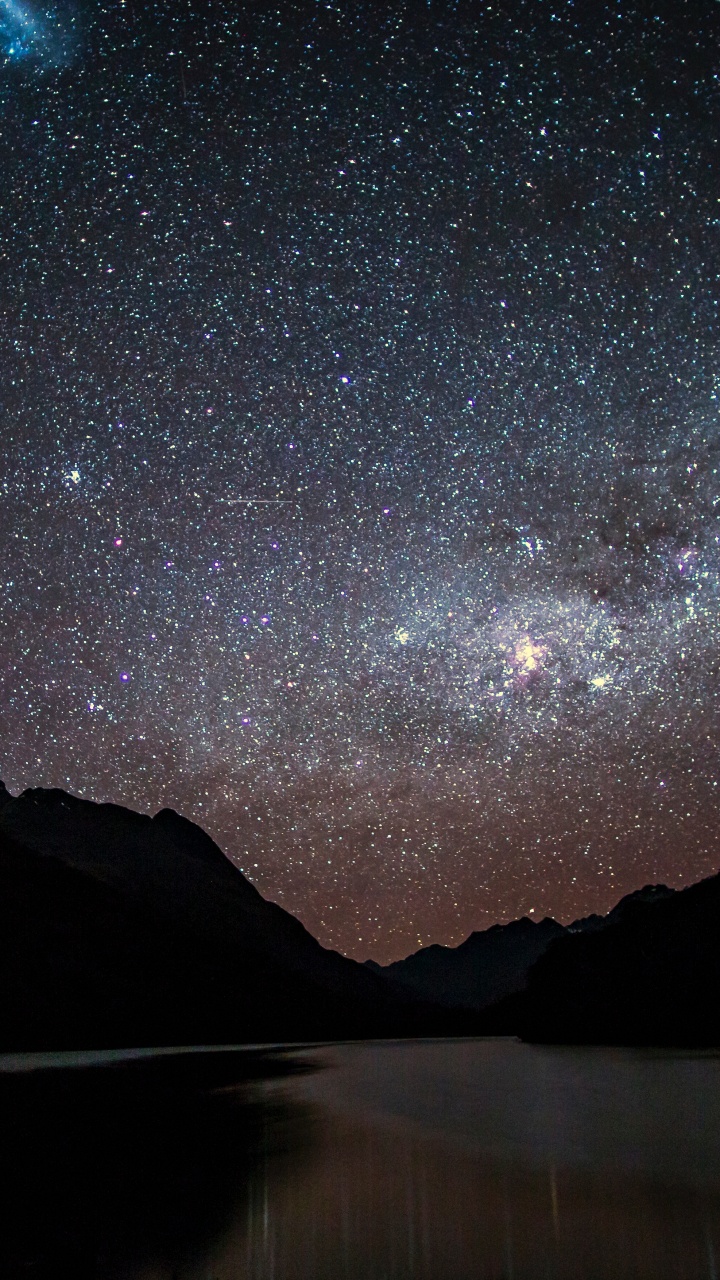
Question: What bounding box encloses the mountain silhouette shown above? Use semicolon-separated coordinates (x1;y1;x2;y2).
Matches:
366;916;566;1010
0;783;466;1050
3;778;716;1049
482;873;720;1046
367;883;684;1021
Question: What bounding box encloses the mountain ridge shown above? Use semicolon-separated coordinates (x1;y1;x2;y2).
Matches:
0;781;468;1050
366;882;683;1013
3;777;718;1049
488;866;720;1046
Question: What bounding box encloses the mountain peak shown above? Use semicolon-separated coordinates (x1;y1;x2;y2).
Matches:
151;807;234;871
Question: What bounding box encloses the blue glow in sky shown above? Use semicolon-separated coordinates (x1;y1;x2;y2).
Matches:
0;0;74;66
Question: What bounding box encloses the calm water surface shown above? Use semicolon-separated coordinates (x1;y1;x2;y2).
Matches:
4;1038;720;1279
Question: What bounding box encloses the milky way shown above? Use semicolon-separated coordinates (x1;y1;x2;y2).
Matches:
2;0;720;960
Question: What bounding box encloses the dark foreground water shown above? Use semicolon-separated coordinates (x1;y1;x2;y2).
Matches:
2;1038;720;1279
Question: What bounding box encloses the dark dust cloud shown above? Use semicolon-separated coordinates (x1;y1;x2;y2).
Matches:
3;0;720;961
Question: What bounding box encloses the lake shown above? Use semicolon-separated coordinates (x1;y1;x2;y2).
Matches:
2;1037;720;1278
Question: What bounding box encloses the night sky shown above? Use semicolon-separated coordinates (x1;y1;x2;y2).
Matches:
3;0;720;962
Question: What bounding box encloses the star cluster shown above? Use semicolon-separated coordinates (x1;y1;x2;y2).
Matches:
2;0;720;960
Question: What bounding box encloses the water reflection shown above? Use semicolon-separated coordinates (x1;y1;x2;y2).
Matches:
0;1049;313;1279
3;1040;720;1278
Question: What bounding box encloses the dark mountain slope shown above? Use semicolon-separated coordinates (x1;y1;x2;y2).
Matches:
0;784;464;1050
367;883;681;1015
0;828;334;1049
569;882;676;934
368;915;566;1011
485;871;720;1046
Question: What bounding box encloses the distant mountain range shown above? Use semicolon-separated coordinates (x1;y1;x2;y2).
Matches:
370;875;720;1047
367;884;677;1013
0;782;467;1051
366;915;567;1009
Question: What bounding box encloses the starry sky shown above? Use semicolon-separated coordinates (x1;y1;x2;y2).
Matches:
3;0;720;962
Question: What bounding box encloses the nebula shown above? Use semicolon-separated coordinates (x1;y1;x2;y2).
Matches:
0;0;74;67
